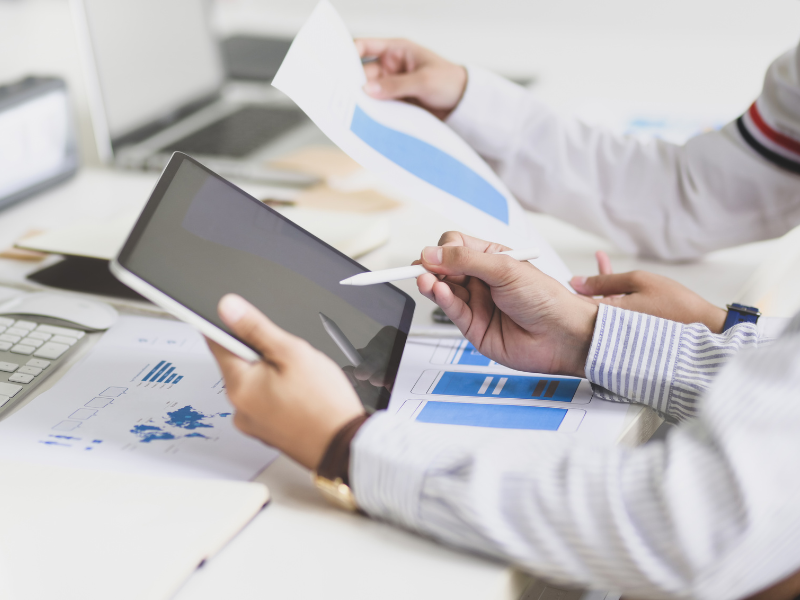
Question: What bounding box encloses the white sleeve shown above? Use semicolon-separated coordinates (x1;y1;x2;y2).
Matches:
351;312;800;599
446;45;800;260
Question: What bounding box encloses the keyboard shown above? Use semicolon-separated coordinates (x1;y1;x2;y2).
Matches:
161;105;309;158
0;315;90;415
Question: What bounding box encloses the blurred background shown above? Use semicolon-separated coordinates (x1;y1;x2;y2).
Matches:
2;0;799;166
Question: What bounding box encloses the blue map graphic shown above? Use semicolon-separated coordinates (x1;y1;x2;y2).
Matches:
350;105;509;224
130;405;231;443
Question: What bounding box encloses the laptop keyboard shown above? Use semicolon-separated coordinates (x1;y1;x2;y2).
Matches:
0;316;89;415
161;105;309;158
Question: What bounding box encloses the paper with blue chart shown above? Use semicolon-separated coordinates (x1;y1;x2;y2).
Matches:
388;337;630;444
272;0;572;286
0;316;277;480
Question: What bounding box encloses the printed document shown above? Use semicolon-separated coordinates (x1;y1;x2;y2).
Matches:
0;316;277;480
272;0;572;285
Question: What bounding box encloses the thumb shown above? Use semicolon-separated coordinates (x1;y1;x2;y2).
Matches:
571;273;639;297
420;245;529;287
364;71;427;100
218;294;300;365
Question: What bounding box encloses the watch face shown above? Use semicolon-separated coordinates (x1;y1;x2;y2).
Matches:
313;475;359;512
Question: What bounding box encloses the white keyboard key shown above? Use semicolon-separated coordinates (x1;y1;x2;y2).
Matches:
26;359;50;369
5;327;28;337
26;331;51;341
0;317;14;327
0;342;11;351
13;320;36;330
0;394;10;407
49;335;77;346
0;326;6;334
34;342;70;360
0;362;18;373
11;345;36;356
0;382;22;397
0;334;21;343
35;325;85;339
19;338;44;348
8;373;34;384
17;366;41;376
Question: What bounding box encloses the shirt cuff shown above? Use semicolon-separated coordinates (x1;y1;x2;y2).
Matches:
445;65;537;162
350;411;451;531
585;305;683;414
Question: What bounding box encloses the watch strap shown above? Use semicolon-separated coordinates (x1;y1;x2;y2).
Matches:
723;303;761;332
312;413;369;512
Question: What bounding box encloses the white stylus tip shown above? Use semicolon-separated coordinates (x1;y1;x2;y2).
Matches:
339;278;353;285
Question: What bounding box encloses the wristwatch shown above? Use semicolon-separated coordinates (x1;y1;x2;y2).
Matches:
311;414;369;512
723;303;761;332
312;473;359;512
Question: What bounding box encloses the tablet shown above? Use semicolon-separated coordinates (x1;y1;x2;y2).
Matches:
111;152;414;412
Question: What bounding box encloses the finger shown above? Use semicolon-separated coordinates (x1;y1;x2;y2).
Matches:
206;337;249;382
363;61;383;81
430;279;473;332
596;250;614;275
354;38;392;58
436;231;511;254
419;245;530;287
218;294;300;365
363;71;429;100
569;273;641;297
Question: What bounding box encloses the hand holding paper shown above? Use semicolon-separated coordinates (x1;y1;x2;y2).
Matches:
272;1;572;286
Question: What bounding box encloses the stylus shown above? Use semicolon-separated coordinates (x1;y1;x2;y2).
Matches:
319;313;363;367
339;248;540;286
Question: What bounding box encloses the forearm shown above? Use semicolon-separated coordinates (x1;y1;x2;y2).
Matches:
447;60;800;260
587;305;775;423
351;316;800;597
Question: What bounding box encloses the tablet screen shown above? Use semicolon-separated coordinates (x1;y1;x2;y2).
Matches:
117;154;414;411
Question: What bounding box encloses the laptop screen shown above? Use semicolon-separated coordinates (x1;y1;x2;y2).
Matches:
78;0;225;143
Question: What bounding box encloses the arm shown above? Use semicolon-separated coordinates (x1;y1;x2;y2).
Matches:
352;312;800;598
357;39;800;259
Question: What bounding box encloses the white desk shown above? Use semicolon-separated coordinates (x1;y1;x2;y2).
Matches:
0;167;781;599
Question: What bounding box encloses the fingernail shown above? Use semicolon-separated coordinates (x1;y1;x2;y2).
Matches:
570;276;587;287
423;246;443;265
364;82;381;95
219;294;249;324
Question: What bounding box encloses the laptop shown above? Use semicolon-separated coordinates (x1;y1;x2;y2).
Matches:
72;0;323;185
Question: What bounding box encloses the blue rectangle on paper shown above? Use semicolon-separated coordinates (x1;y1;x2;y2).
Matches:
432;372;580;402
416;402;566;430
157;366;175;383
350;105;509;223
143;360;165;382
454;342;491;366
173;376;183;384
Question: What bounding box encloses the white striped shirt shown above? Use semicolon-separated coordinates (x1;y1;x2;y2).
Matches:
352;307;800;598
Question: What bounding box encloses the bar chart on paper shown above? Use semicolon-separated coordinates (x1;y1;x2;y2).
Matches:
139;360;185;386
350;105;509;223
412;370;583;402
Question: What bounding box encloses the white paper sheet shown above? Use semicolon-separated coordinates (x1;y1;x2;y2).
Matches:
0;316;277;480
272;0;572;285
389;337;629;444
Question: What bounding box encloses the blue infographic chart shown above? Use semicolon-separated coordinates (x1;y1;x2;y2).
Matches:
350;105;509;223
416;401;567;430
449;341;492;367
140;360;184;385
432;372;580;402
130;405;231;443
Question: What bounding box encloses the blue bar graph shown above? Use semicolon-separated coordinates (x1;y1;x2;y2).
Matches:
140;361;184;385
350;106;509;224
142;360;165;382
452;342;491;366
432;372;580;402
417;402;566;430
